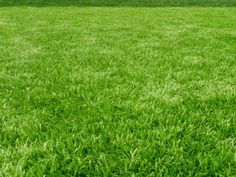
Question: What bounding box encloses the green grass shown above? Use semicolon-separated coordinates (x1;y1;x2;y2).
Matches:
0;4;236;177
1;0;236;7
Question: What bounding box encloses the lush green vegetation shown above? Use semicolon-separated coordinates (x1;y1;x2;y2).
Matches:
0;1;236;177
1;0;236;7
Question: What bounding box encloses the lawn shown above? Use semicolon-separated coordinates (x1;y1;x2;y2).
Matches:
0;1;236;177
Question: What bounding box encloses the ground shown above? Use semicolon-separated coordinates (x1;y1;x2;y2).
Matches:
0;3;236;177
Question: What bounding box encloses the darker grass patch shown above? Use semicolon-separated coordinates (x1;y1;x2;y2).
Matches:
0;0;236;7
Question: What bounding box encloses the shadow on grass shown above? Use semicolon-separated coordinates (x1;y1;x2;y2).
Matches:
0;0;236;7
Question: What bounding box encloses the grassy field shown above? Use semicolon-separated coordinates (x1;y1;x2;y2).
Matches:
1;0;236;7
0;1;236;177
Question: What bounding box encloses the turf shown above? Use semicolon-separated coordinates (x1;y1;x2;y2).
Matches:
1;0;236;7
0;4;236;177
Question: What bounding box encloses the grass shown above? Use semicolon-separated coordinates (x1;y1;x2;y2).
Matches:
0;3;236;177
1;0;236;7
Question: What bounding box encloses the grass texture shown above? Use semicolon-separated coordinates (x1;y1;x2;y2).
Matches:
1;0;236;7
0;4;236;177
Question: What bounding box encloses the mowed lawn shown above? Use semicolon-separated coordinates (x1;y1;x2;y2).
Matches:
0;6;236;177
